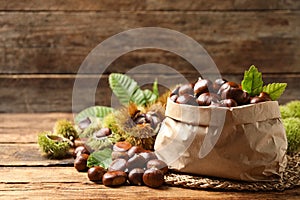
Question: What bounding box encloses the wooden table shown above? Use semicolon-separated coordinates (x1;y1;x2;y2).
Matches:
0;113;299;199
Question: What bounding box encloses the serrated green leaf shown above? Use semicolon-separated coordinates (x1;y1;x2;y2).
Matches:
143;89;157;104
109;73;158;106
75;106;114;124
109;73;147;106
152;79;159;97
241;65;264;96
109;73;140;105
130;88;147;106
262;83;287;100
87;148;112;169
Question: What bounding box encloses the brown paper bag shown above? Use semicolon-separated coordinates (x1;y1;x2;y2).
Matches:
154;98;287;181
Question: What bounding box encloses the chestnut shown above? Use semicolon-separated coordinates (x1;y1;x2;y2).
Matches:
250;97;262;104
219;99;238;107
143;168;164;188
93;128;111;138
74;138;88;148
218;81;239;95
238;90;250;105
78;117;91;130
126;154;147;172
250;92;271;104
196;92;219;106
113;141;132;152
134;114;148;125
220;87;250;105
213;78;227;92
139;152;158;163
87;166;106;182
259;92;272;101
147;159;168;174
194;78;213;96
170;94;178;102
127;146;146;158
108;158;127;172
111;151;129;161
145;112;161;130
102;171;127;187
178;84;194;96
128;168;145;186
170;86;180;96
176;94;198;106
73;145;90;158
74;153;89;172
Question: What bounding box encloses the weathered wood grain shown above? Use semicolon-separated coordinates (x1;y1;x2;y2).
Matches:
0;113;73;143
0;1;299;113
0;113;73;129
0;11;299;74
0;167;300;199
0;0;299;11
0;167;86;183
0;176;299;200
0;143;74;166
0;74;299;113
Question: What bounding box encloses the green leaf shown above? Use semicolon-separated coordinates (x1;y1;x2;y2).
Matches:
109;73;158;106
152;79;159;97
143;89;157;104
262;83;287;100
87;148;112;169
75;106;114;124
130;88;147;106
241;65;264;96
109;73;144;105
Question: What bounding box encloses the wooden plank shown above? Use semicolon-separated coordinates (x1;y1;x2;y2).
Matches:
146;0;300;11
0;177;299;200
0;143;74;166
0;113;73;143
0;74;299;113
0;128;51;143
0;11;299;74
0;113;73;129
0;0;299;11
0;167;86;183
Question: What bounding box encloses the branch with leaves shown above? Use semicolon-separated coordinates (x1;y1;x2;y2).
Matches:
241;65;287;100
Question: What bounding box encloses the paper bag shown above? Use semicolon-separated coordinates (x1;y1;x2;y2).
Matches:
154;98;287;181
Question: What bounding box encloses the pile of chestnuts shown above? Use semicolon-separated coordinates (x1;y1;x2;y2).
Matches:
73;140;168;188
170;78;272;107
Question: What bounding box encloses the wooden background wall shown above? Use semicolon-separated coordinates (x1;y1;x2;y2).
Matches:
0;0;299;113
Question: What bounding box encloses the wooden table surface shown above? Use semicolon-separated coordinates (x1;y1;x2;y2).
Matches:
0;113;299;200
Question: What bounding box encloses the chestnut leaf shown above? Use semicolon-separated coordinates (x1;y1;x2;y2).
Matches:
109;73;142;105
262;83;287;101
241;65;263;96
75;106;114;124
109;73;158;106
152;79;159;97
87;148;112;169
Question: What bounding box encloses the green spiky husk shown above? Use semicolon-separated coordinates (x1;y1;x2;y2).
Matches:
283;118;300;154
77;117;102;138
54;119;78;141
102;103;166;150
102;112;127;139
85;137;113;151
37;131;70;159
